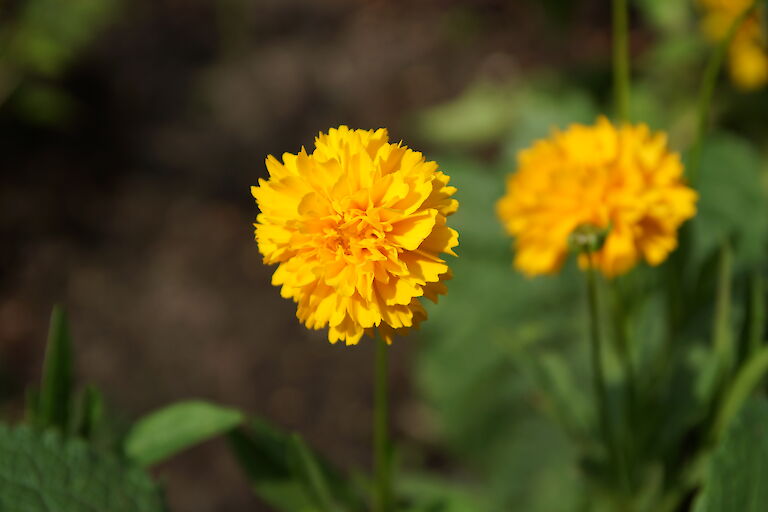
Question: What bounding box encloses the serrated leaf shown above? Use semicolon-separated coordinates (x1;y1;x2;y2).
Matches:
227;418;364;512
0;423;165;512
694;399;768;512
37;305;72;430
124;400;243;467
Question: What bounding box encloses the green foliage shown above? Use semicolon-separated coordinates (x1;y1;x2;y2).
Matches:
0;0;118;124
0;424;165;512
227;418;365;512
8;0;117;77
413;79;596;154
68;385;105;440
635;0;691;34
416;155;586;511
694;399;768;512
691;134;768;269
124;401;244;467
36;305;72;430
398;473;491;512
712;347;768;440
13;83;76;126
413;76;768;511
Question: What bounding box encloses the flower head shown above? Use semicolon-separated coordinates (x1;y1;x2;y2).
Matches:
252;126;458;345
698;0;768;90
496;117;698;277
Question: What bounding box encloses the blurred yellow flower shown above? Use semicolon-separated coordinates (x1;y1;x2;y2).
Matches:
252;126;458;345
698;0;768;90
496;117;698;278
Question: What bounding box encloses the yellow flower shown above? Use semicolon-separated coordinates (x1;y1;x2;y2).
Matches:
496;117;698;278
698;0;768;90
252;126;458;345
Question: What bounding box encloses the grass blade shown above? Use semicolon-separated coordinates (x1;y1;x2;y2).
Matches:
37;305;72;430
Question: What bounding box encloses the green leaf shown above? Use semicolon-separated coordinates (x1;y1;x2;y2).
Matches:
711;242;734;380
690;134;768;270
37;305;72;430
227;418;363;512
413;79;596;152
288;434;344;512
13;83;75;126
712;347;768;440
413;80;518;148
124;400;243;467
10;0;117;77
0;423;165;512
634;0;691;33
695;399;768;512
746;272;765;356
68;385;104;440
398;473;492;512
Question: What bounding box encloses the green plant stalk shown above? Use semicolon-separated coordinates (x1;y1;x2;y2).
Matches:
689;2;757;184
611;282;636;486
585;258;629;493
612;0;631;121
713;241;734;378
38;305;72;430
712;346;768;441
373;337;391;512
747;271;765;357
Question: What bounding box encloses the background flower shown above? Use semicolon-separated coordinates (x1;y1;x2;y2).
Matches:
698;0;768;90
496;117;698;277
252;126;458;345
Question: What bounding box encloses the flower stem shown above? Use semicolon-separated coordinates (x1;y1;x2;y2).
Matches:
585;261;610;446
373;337;391;512
689;2;757;184
611;281;637;486
612;0;631;121
585;257;629;494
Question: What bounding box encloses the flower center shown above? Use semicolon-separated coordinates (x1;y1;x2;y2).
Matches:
325;208;391;256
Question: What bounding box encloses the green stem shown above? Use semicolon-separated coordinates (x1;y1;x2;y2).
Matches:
747;271;765;357
612;0;631;121
373;337;391;512
585;258;628;493
689;2;757;184
713;241;734;379
585;261;609;446
611;282;637;486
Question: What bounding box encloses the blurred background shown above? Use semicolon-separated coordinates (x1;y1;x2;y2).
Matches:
1;1;767;511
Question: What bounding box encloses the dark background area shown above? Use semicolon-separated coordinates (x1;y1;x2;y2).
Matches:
0;1;616;510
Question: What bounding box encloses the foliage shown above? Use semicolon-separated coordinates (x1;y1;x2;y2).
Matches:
412;64;768;510
5;308;393;512
228;418;365;512
694;399;768;512
0;424;165;512
3;1;768;511
0;0;119;124
125;401;244;467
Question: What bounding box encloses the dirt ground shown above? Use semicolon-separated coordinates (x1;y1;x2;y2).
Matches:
0;1;614;510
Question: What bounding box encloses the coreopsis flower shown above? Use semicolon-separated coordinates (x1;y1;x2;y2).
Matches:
698;0;768;90
252;126;458;345
496;117;698;277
